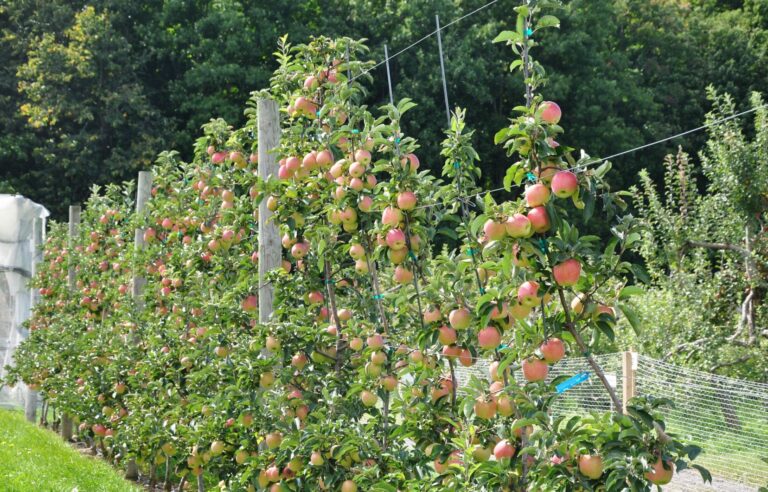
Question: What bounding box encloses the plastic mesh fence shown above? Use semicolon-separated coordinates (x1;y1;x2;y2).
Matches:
456;353;767;491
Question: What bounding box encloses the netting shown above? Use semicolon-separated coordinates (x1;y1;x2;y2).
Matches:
0;194;48;412
456;352;767;491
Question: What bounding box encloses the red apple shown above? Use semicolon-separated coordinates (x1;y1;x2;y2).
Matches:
551;171;578;198
494;440;516;460
527;206;550;233
397;191;417;210
522;357;549;382
477;326;501;350
541;338;566;363
449;308;471;330
517;281;540;307
474;397;497;419
483;219;507;241
382;206;403;227
386;229;406;250
525;183;550;207
578;454;603;479
553;258;581;287
505;213;532;238
645;458;675;485
540;101;562;124
438;326;458;346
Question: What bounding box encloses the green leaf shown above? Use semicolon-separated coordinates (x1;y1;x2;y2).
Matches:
618;303;642;335
536;15;560;29
494;127;510;144
619;286;644;299
493;31;521;43
692;464;712;483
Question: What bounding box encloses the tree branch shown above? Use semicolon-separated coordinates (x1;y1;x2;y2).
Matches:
709;354;752;373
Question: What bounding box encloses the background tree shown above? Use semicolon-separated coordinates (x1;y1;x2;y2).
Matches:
629;90;768;381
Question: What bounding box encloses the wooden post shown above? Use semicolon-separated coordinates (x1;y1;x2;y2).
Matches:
622;350;636;414
24;215;44;423
125;171;152;481
60;205;80;439
258;98;280;323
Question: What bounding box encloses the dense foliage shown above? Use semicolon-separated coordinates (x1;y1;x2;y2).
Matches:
1;0;767;219
4;4;712;491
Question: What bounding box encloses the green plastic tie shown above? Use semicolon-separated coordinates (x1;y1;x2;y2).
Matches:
466;248;476;256
352;129;360;134
539;238;548;253
372;294;384;300
394;138;401;144
453;162;460;169
526;172;537;182
479;287;486;295
408;251;417;261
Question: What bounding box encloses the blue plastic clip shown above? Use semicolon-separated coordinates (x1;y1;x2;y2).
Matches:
394;138;401;144
453;162;461;169
556;372;590;394
526;172;537;182
538;238;548;253
352;129;359;134
525;28;533;37
373;294;384;300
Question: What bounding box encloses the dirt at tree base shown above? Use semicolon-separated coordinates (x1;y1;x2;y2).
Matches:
667;468;758;491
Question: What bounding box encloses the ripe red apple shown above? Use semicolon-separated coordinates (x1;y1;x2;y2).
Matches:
367;334;384;350
349;161;366;178
527;206;551;233
291;241;309;259
386;229;406;250
370;351;387;365
483;219;507;241
437;325;458;345
540;101;562;124
477;326;501;350
522;357;549;382
397;191;417;210
382;206;403;227
541;338;566;363
291;353;308;370
358;195;373;212
307;291;324;305
458;348;473;367
553;258;581;287
551;170;578;198
434;450;461;474
494;440;516;460
525;183;551;207
316;149;333;167
517;281;540;307
505;213;532;238
449;308;471;330
578;454;603;479
645;458;674;485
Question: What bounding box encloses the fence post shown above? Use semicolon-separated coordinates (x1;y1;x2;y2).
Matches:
257;98;280;323
622;350;636;414
60;205;80;439
125;170;152;481
24;215;44;423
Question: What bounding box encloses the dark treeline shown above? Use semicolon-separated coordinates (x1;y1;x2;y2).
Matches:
1;0;767;219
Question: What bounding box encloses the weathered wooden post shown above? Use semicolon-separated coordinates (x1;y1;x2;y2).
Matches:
258;98;281;323
622;350;636;414
60;205;80;439
125;171;152;480
24;214;44;423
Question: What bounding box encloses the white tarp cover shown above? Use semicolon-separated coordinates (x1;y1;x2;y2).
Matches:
0;194;49;409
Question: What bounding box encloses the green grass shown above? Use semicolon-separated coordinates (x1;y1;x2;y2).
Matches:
0;409;142;492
